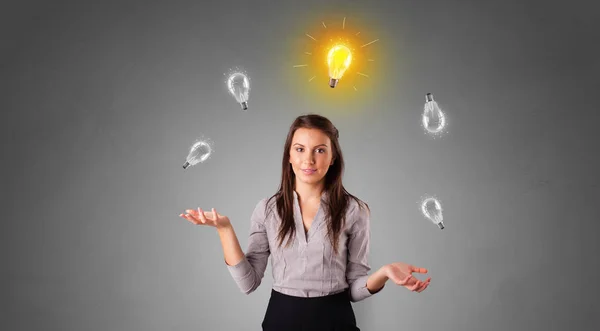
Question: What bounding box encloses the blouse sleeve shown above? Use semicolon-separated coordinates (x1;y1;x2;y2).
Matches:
345;203;383;302
226;199;270;294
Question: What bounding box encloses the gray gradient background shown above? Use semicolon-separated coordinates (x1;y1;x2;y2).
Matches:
3;0;600;330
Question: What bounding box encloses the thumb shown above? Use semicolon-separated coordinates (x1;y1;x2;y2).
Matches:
411;266;428;274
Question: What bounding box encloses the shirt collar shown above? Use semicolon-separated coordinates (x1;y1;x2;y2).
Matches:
293;190;329;203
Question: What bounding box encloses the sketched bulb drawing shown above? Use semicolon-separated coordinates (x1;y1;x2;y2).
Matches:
227;72;250;110
183;140;212;169
327;44;352;88
422;93;446;134
421;197;445;229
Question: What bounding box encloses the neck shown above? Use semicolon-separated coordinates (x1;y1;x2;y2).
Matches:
294;181;325;202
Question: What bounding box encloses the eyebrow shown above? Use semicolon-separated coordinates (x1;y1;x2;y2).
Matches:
293;143;328;148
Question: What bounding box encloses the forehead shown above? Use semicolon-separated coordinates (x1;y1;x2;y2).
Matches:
292;128;330;144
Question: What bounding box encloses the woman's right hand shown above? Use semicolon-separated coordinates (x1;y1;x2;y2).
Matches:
179;207;231;229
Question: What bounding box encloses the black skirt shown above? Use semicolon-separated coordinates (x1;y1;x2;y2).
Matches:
261;288;361;331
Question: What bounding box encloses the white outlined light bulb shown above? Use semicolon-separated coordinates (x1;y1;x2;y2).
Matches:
422;93;446;134
421;197;445;229
183;140;212;169
227;72;250;110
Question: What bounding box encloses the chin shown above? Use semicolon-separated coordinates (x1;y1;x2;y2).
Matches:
301;176;325;185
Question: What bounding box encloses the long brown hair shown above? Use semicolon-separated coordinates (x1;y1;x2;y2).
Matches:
265;114;369;255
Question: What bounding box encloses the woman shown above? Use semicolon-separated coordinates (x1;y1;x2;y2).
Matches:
180;114;431;330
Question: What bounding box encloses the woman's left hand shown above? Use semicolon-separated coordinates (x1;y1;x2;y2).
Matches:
384;262;431;293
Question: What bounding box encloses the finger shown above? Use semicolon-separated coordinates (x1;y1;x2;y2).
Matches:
184;211;201;223
400;275;419;287
186;209;198;218
420;278;431;291
408;280;423;291
212;208;218;220
417;281;430;293
399;274;414;286
182;214;199;225
197;208;209;224
415;278;430;291
411;266;428;274
410;281;423;291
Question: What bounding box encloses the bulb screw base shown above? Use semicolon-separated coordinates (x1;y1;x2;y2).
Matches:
183;161;190;169
329;78;338;88
437;222;445;230
426;93;434;102
240;102;248;110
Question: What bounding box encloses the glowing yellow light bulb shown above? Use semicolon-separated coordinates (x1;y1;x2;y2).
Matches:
327;44;352;88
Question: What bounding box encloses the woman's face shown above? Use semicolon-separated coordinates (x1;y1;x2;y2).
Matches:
289;128;334;186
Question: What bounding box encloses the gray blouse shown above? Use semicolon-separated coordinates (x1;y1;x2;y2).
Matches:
226;191;381;302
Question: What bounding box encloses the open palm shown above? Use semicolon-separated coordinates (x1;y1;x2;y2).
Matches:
179;207;231;229
385;262;431;293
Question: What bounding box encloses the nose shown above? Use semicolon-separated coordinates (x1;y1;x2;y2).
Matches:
303;153;316;164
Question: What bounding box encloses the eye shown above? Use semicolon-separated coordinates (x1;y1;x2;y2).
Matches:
316;148;325;153
295;148;303;152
